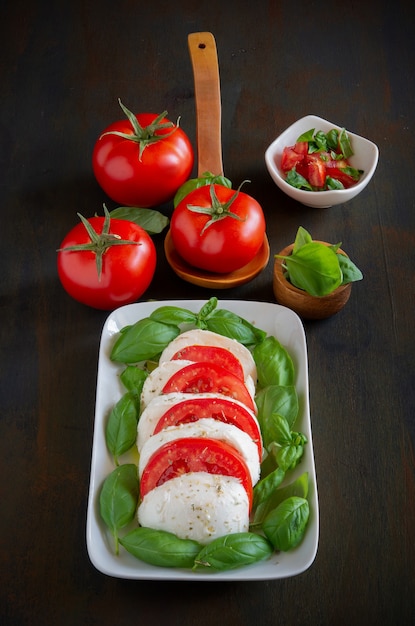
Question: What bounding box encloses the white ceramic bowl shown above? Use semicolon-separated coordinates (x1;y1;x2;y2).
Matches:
265;114;379;208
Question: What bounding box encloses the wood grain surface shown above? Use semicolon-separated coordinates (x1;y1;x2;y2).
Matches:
1;1;414;624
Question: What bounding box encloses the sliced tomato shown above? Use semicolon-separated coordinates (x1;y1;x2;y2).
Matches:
326;166;357;188
294;141;308;155
153;396;262;457
140;437;253;508
170;345;244;380
162;362;256;412
281;146;304;172
305;155;326;187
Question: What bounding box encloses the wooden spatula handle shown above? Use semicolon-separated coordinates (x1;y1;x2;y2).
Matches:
188;32;224;177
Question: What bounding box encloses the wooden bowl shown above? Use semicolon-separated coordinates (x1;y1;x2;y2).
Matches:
273;242;352;320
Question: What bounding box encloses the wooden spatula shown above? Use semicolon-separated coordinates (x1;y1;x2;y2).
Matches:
188;32;224;177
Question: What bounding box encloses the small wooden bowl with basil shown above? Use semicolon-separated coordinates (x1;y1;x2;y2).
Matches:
273;227;363;320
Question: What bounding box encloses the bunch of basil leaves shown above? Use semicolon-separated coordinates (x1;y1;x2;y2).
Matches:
276;226;363;297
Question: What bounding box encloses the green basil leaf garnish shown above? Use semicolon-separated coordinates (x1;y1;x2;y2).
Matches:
279;242;342;296
255;384;299;430
253;472;309;525
338;253;363;285
206;308;266;346
109;206;169;234
105;393;138;465
173;171;232;207
262;496;310;551
194;532;273;571
120;527;201;568
149;306;197;325
253;335;295;388
110;317;180;363
99;464;139;555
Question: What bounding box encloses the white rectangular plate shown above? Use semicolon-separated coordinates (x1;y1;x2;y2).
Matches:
86;300;319;580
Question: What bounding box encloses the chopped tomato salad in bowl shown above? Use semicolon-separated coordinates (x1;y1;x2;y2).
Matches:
265;115;379;208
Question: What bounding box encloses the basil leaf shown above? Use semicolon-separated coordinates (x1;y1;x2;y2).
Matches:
338;253;363;284
314;130;328;151
296;128;315;143
253;466;285;509
338;128;354;158
280;242;342;296
194;532;273;571
267;413;292;446
120;365;148;401
276;434;306;472
149;306;197;325
109;206;169;234
253;472;309;525
173;171;232;207
206;309;266;347
326;128;339;150
253;335;295;388
326;176;344;190
293;226;312;252
340;165;363;180
255;384;299;429
196;296;218;324
99;464;139;555
286;168;313;190
110;317;180;363
105;393;138;464
120;527;201;568
262;496;310;551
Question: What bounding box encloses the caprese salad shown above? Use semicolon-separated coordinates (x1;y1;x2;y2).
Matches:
281;127;363;191
99;299;311;572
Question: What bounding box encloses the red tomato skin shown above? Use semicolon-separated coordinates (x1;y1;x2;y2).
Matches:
326;166;356;188
153;396;263;458
140;436;253;509
305;155;326;187
162;361;256;413
170;185;265;273
92;113;194;207
171;345;245;380
57;217;156;310
280;146;303;172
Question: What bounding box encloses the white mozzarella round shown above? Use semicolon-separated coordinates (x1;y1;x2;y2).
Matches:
137;471;250;544
138;418;260;485
140;360;193;410
137;391;261;453
158;328;257;383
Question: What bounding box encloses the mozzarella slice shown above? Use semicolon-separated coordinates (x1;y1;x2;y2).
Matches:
159;328;257;383
137;392;261;454
140;360;194;410
138;418;260;485
140;359;256;411
137;471;250;544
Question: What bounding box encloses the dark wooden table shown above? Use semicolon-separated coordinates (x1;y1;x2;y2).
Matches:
2;1;414;624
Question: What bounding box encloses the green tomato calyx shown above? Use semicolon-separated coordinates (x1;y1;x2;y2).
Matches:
100;99;179;159
57;205;141;280
186;181;250;234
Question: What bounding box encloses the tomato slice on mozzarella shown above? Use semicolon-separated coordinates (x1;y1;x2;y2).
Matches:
162;362;256;412
153;396;262;458
139;436;253;509
170;345;245;380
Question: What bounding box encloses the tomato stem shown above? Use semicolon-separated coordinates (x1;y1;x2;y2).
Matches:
57;205;141;281
186;182;251;234
99;99;180;159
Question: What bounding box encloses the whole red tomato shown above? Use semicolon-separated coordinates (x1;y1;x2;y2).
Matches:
57;209;156;310
92;100;194;207
170;184;266;273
